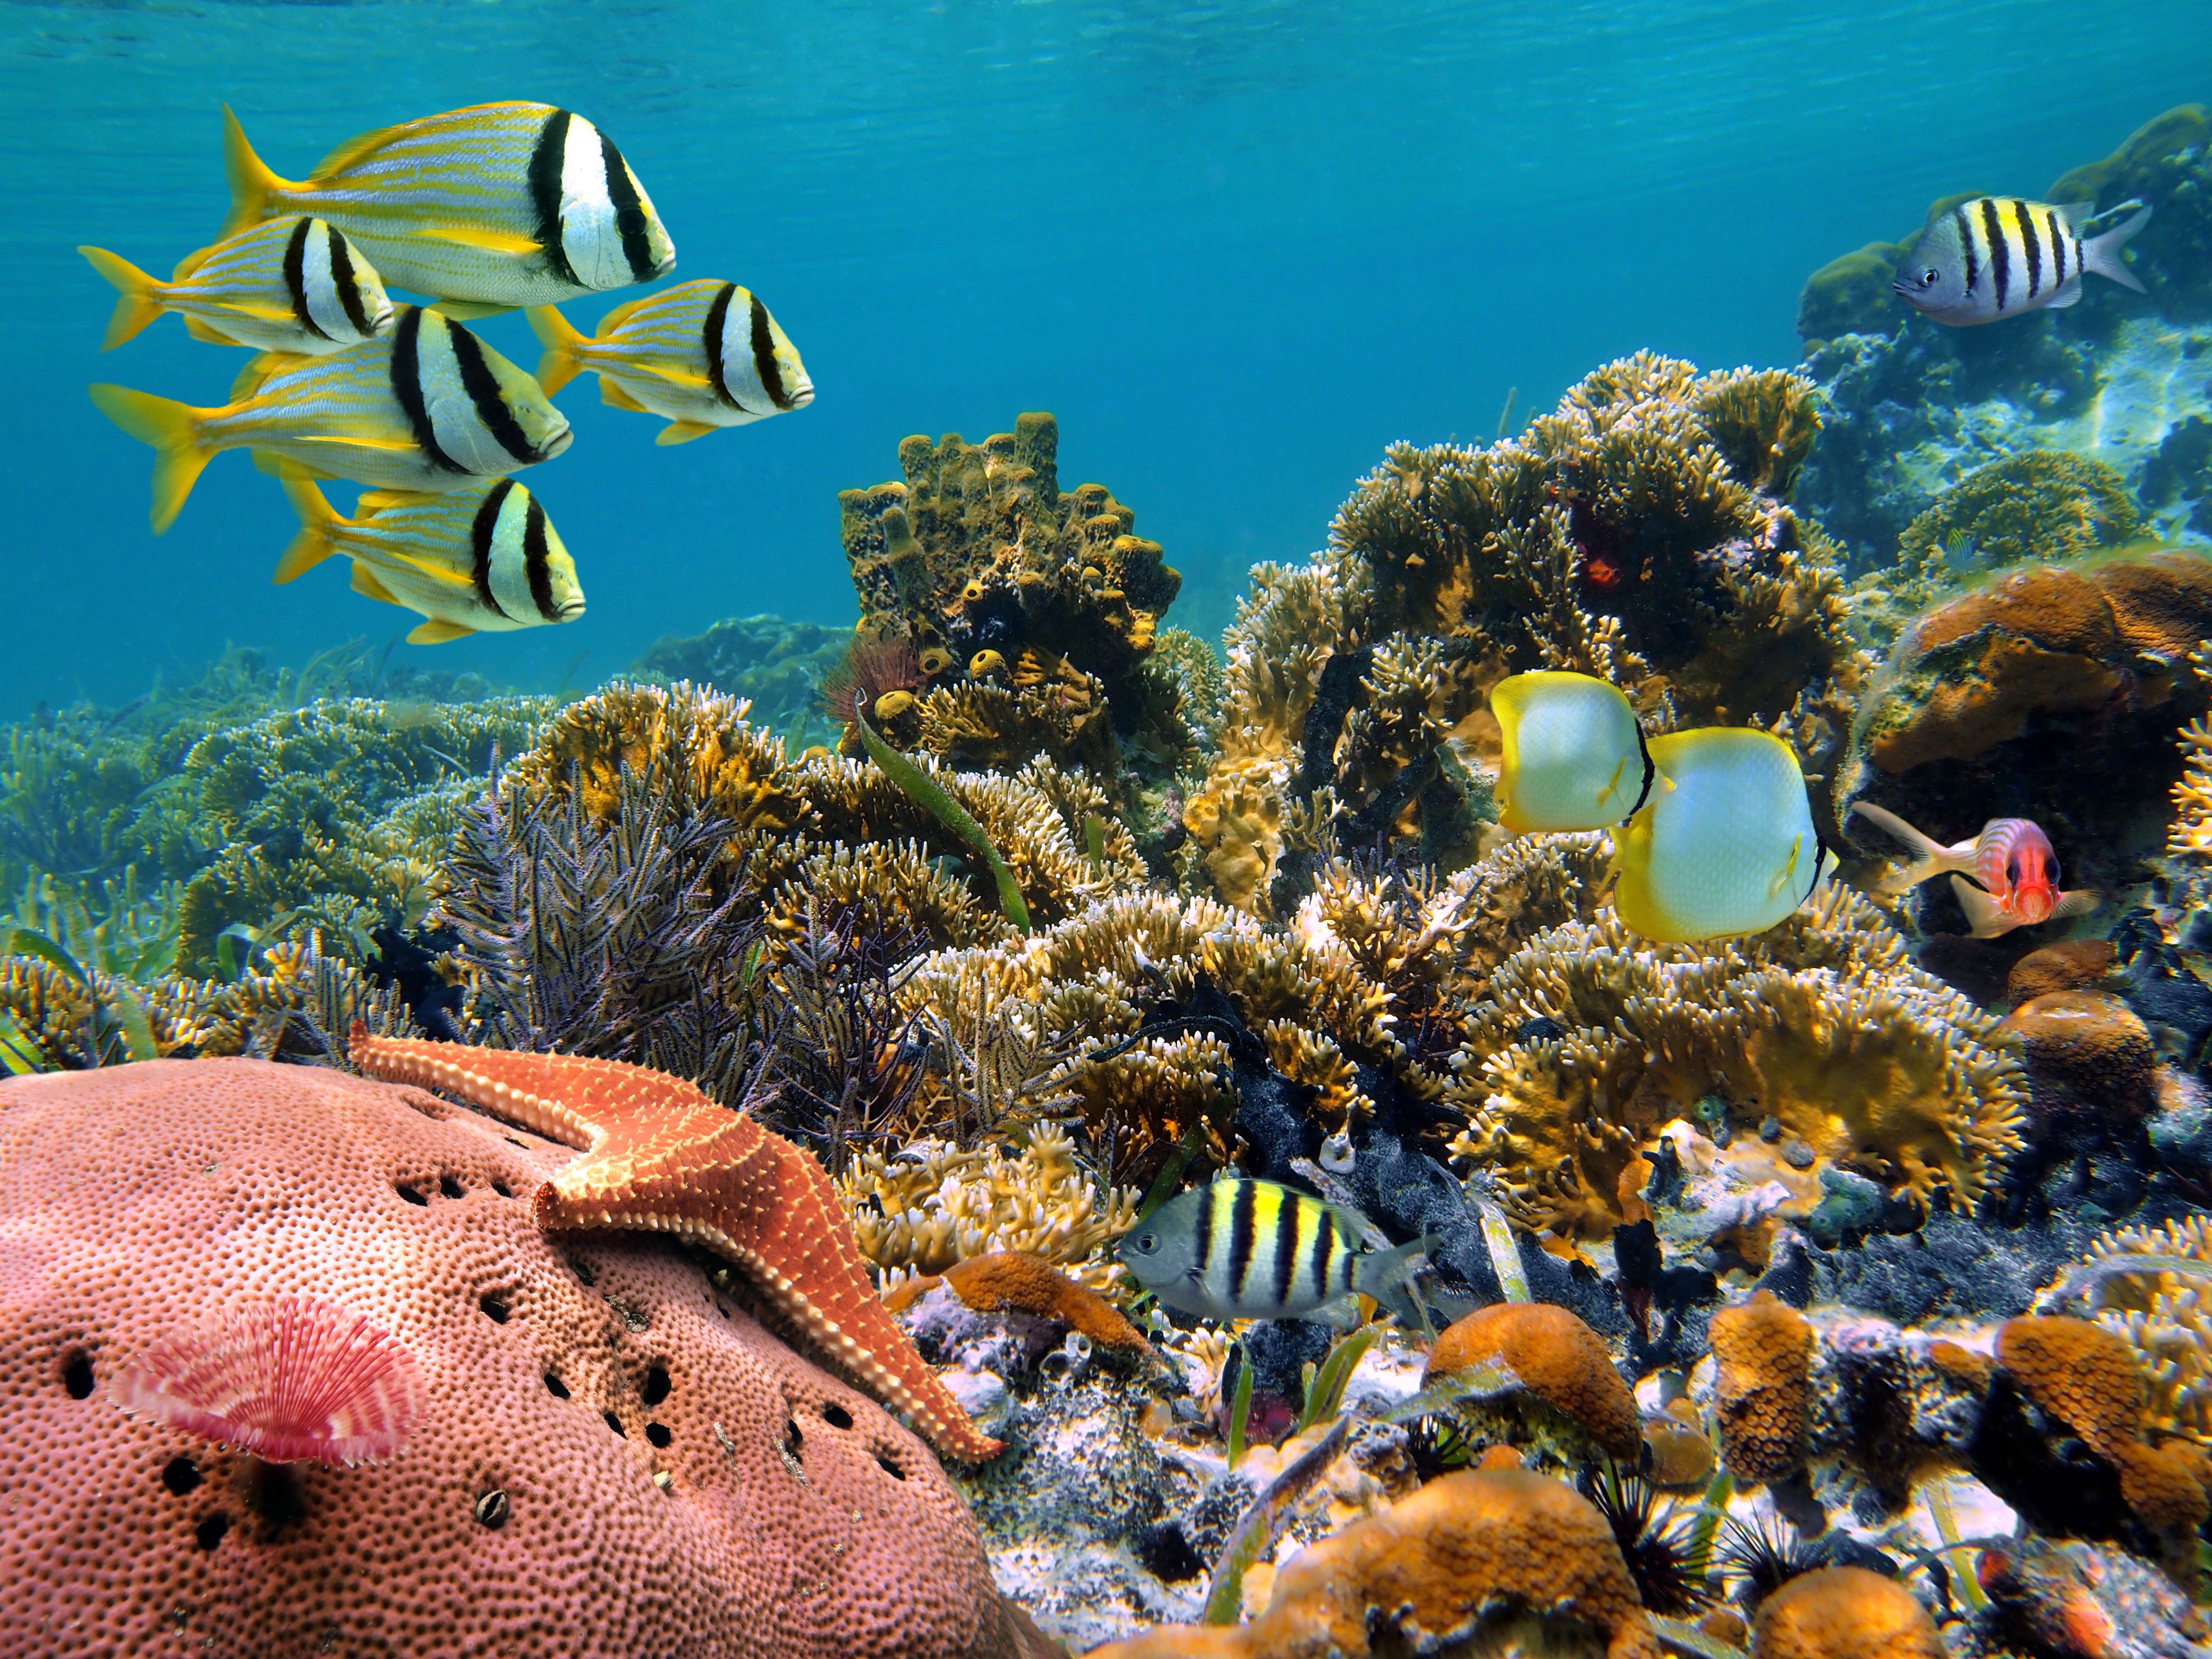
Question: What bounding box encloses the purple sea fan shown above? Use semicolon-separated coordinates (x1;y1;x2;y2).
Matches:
109;1294;426;1466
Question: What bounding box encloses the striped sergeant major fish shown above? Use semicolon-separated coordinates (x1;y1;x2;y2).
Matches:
527;279;815;445
274;472;584;645
1895;196;2151;325
79;218;393;356
1116;1177;1433;1327
88;306;569;532
219;103;675;314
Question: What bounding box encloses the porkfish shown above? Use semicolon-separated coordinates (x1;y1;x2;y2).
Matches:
80;217;393;354
1490;669;1654;833
88;306;569;532
1610;727;1827;944
527;279;815;444
220;103;675;313
276;473;584;645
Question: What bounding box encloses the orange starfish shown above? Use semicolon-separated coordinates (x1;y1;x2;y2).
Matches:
348;1026;1003;1463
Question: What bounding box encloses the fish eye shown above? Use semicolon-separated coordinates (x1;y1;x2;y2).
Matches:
1134;1233;1156;1252
1922;268;1939;285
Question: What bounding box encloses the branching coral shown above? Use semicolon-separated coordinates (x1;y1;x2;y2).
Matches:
1446;885;2028;1241
1188;354;1864;912
1898;452;2141;573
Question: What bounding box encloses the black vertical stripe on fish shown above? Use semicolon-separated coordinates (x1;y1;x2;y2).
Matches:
529;109;581;288
444;319;544;465
390;308;464;475
1310;1209;1335;1302
1950;201;1980;297
2013;199;2042;298
470;481;515;618
751;294;795;410
1272;1192;1303;1306
282;217;331;342
326;228;373;337
1227;1181;1258;1299
523;495;559;620
703;282;746;411
599;131;658;282
1193;1180;1214;1274
2052;221;2070;288
1980;198;2011;312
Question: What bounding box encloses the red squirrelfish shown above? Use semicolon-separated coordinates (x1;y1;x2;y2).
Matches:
1850;802;2099;938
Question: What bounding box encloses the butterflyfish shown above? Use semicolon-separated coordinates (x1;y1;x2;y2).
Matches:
1895;197;2149;326
88;306;569;532
79;218;393;356
275;472;584;645
1117;1178;1432;1330
220;103;675;313
1490;669;1655;833
1849;803;2100;938
527;280;814;445
1609;727;1827;944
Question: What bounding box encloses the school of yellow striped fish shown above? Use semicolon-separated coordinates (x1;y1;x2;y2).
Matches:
82;101;813;645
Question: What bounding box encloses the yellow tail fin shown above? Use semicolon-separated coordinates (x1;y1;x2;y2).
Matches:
77;246;165;350
87;383;211;534
274;470;342;583
526;306;587;394
220;104;292;238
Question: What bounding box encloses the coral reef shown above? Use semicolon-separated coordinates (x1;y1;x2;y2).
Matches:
1707;1291;1814;1485
1423;1304;1640;1464
2050;1216;2212;1447
0;1058;1045;1658
1897;452;2141;575
631;613;851;749
1189;353;1863;914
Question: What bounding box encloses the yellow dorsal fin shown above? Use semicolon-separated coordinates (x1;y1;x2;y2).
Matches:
170;244;215;283
229;352;298;404
654;420;720;446
410;225;540;257
592;292;657;337
311;121;408;180
354;488;426;517
349;562;399;605
407;618;475;644
600;380;651;414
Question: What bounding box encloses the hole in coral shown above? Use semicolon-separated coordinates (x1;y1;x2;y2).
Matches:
492;1179;512;1198
822;1403;854;1430
474;1488;510;1529
874;1451;906;1481
570;1257;596;1286
61;1351;94;1400
543;1371;569;1400
715;1302;730;1319
603;1410;627;1438
504;1136;527;1149
646;1422;672;1448
162;1457;201;1496
246;1461;306;1530
479;1293;510;1324
785;1419;804;1459
439;1175;465;1200
642;1364;672;1406
395;1183;428;1206
195;1514;230;1551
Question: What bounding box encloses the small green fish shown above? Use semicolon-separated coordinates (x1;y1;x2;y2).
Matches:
275;473;584;645
88;306;569;532
80;218;393;356
1895;196;2149;325
221;103;675;312
528;279;814;445
1118;1177;1430;1324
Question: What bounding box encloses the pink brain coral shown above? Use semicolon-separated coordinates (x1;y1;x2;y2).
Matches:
0;1058;1045;1659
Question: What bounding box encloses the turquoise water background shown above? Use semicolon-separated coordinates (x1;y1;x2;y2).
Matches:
3;1;2208;716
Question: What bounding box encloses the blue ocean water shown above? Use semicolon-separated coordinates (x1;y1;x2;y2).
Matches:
2;0;2207;715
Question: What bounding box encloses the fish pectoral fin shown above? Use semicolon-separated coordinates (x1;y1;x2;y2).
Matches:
292;433;423;450
428;300;516;322
628;360;714;390
1949;873;2013;939
382;548;474;587
2052;889;2103;919
407;618;476;645
599;380;652;413
184;317;247;347
1767;834;1803;899
224;301;303;321
655;420;720;446
1596;754;1627;808
410;225;541;257
2045;279;2085;308
349;562;400;606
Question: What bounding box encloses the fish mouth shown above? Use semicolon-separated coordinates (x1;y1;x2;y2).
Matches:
788;379;816;409
539;427;575;460
556;601;585;622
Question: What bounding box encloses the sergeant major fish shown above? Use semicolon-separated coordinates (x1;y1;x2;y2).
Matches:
274;472;584;645
1894;196;2151;325
80;218;393;356
88;306;569;532
1850;802;2099;938
1118;1178;1432;1328
219;103;675;313
527;279;815;444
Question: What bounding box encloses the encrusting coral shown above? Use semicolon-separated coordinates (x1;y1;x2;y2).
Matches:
1707;1291;1815;1486
1748;1566;1944;1659
1444;884;2028;1242
1187;353;1865;914
1423;1302;1641;1463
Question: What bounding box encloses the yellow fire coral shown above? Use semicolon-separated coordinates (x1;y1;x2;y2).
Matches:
1446;885;2028;1241
1086;1469;1663;1659
1750;1566;1943;1659
1708;1291;1814;1485
838;1125;1139;1291
2170;712;2212;857
1424;1303;1641;1463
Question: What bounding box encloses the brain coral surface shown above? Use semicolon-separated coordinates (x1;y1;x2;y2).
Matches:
0;1059;1029;1659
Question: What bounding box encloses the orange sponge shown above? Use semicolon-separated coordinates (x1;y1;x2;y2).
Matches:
941;1251;1152;1354
1750;1566;1943;1658
1709;1292;1814;1485
1426;1302;1640;1461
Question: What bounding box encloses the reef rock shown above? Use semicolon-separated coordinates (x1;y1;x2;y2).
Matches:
0;1059;1043;1659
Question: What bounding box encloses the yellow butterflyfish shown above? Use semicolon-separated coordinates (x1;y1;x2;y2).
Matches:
1610;727;1827;943
1490;670;1654;833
